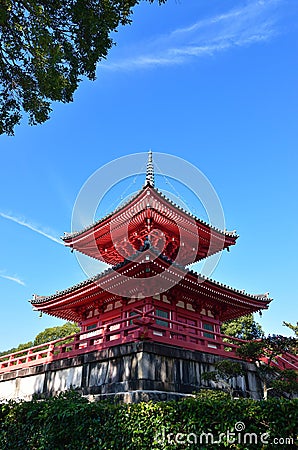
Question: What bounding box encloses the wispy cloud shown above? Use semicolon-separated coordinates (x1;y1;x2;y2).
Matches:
102;0;282;71
0;274;25;286
0;212;63;245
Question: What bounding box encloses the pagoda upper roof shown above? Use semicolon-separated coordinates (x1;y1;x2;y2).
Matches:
31;247;271;323
62;184;238;266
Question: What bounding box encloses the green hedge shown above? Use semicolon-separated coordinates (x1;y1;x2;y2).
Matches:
0;391;297;449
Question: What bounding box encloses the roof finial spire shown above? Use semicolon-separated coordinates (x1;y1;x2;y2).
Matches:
145;149;155;187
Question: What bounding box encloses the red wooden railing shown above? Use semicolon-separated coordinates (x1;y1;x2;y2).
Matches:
0;312;297;374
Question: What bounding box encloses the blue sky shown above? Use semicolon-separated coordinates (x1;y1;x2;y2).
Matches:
0;0;297;351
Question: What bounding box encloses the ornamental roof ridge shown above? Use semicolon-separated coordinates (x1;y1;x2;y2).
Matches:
31;246;272;306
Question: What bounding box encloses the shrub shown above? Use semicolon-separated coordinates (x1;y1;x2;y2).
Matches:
0;391;297;449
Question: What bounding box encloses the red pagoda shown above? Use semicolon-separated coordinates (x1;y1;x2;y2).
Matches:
2;152;284;401
30;152;271;352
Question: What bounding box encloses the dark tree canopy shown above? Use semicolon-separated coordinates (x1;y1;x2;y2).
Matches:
283;321;298;337
221;313;264;340
201;360;245;398
236;334;298;399
34;322;80;345
0;322;79;356
0;340;33;357
0;0;164;135
237;334;297;365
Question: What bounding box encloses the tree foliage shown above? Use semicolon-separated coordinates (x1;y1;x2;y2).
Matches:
0;0;164;135
221;314;264;340
0;322;79;356
236;334;298;399
1;391;298;449
33;322;80;345
236;334;297;365
271;369;298;399
283;321;298;337
201;360;245;398
0;341;33;357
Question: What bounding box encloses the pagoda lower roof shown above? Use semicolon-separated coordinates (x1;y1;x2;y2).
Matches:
62;185;238;266
31;248;271;323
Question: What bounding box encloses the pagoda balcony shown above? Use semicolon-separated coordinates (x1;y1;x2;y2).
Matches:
1;313;297;374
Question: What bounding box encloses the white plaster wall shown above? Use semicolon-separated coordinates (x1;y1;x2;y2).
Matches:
48;367;82;393
0;374;45;401
0;368;82;401
18;374;45;400
0;378;17;400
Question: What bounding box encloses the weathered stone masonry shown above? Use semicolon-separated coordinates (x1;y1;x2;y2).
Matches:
0;342;262;402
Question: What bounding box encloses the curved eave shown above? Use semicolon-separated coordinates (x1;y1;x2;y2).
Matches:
152;186;238;239
31;250;271;323
63;185;238;242
184;270;271;321
30;253;146;321
62;188;144;242
62;185;238;264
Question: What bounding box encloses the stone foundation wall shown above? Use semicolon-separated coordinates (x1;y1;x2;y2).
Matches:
0;342;262;402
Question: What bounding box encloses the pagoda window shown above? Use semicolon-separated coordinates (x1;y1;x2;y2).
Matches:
128;310;138;326
80;321;99;341
203;323;215;339
155;309;169;328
